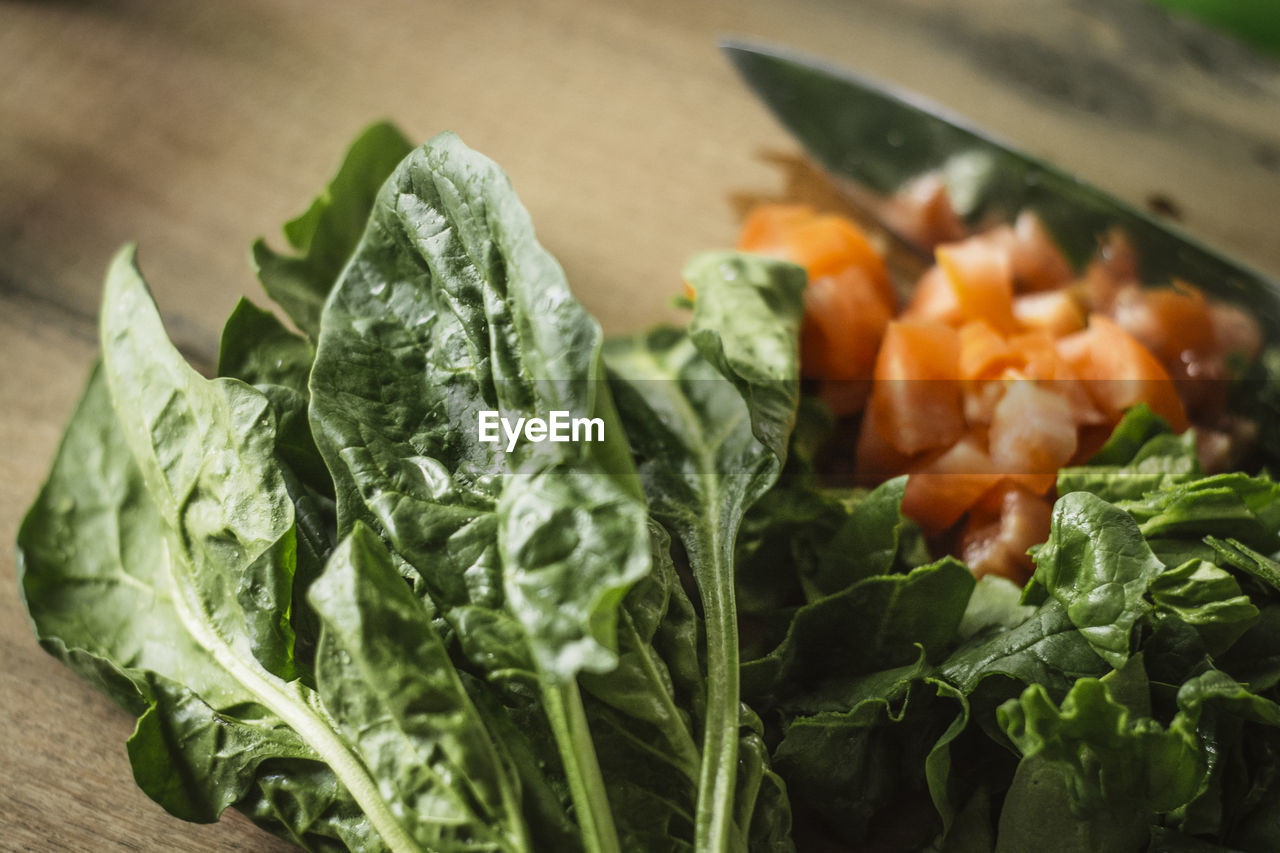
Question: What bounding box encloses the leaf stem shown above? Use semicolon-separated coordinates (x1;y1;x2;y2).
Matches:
165;547;423;853
693;537;741;853
541;679;622;853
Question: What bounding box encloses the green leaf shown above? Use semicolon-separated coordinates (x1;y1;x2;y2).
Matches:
252;121;414;338
307;131;654;853
308;524;530;851
741;558;975;706
17;358;422;853
1057;434;1200;503
604;250;804;853
773;671;963;848
814;475;931;591
1121;473;1280;550
1032;491;1166;668
956;576;1036;642
1205;536;1280;594
309;131;647;682
127;676;312;823
684;251;805;460
939;599;1110;697
1084;403;1171;466
100;246;300;679
217;297;335;666
579;523;701;785
997;674;1204;852
1147;559;1259;654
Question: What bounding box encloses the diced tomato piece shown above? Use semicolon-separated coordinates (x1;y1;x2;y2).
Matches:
1056;314;1188;432
988;382;1078;475
786;216;894;308
800;266;892;381
736;204;813;255
738;204;895;309
854;397;917;483
959;482;1053;583
902;433;1053;535
1010;211;1074;292
1005;330;1058;378
964;378;1007;426
959;320;1016;381
817;378;873;418
935;237;1017;332
903;264;961;325
1110;281;1214;363
871;321;966;456
880;173;968;250
1013;290;1086;337
1093;228;1140;285
1000;330;1103;425
902;433;999;535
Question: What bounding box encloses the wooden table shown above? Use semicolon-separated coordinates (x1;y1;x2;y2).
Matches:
4;1;1279;850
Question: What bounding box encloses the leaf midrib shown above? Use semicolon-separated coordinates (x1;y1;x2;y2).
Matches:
161;537;424;853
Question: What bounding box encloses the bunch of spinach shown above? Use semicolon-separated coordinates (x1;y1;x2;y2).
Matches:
18;124;807;853
748;405;1280;852
23;120;1280;853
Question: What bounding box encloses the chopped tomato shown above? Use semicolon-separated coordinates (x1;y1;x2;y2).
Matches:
880;173;967;250
959;483;1053;583
902;433;999;535
901;434;1054;535
738;204;894;308
1012;289;1086;337
736;204;812;254
1110;281;1214;363
1010;211;1074;292
987;382;1078;474
1209;301;1264;363
903;264;960;325
1056;314;1188;431
871;321;965;456
738;204;896;383
935;238;1017;332
854;400;917;483
817;377;873;418
732;202;1253;573
959;320;1017;381
800;266;892;381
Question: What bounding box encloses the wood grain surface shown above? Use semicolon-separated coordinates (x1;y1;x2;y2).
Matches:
3;1;1279;850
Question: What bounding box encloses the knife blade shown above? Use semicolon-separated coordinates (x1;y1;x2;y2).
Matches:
721;38;1280;334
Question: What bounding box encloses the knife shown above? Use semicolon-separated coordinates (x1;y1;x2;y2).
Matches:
721;38;1280;334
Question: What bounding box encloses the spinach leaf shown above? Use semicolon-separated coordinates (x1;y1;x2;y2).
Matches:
20;263;442;853
1121;473;1280;548
1147;559;1259;654
772;666;965;848
1033;491;1165;669
604;250;805;853
939;598;1110;698
741;558;974;707
307;131;653;853
309;524;530;851
253;121;414;338
217;297;335;665
100;246;301;681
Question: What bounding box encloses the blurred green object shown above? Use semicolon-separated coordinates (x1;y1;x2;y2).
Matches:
1150;0;1280;57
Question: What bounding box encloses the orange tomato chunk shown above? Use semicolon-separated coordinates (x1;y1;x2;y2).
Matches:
1013;290;1086;337
988;382;1078;475
871;321;966;456
935;238;1017;332
1056;314;1188;431
800;266;892;380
